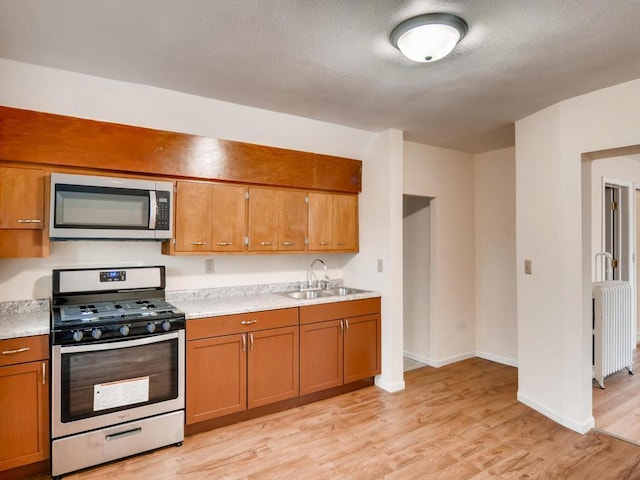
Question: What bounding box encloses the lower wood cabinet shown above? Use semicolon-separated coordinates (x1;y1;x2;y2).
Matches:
186;309;299;425
0;335;49;473
300;298;381;395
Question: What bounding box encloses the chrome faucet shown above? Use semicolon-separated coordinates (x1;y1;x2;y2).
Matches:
307;258;330;289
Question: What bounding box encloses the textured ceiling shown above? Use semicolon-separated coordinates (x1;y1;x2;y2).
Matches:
1;1;640;153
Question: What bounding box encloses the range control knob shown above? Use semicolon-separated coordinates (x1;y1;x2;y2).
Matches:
161;320;171;332
91;328;102;340
72;330;84;342
146;322;156;333
119;325;130;336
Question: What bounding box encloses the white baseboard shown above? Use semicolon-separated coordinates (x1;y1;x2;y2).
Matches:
375;375;405;393
403;351;430;365
517;391;594;434
428;351;475;368
476;351;518;368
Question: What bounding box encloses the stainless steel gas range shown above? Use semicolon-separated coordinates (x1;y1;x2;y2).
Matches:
50;266;185;479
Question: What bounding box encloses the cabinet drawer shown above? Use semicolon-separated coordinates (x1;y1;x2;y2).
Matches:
187;308;299;340
300;298;380;325
0;335;49;367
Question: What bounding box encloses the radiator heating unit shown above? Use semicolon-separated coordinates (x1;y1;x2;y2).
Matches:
592;280;634;388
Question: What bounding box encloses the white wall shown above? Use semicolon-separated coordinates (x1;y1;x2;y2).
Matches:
343;129;405;392
474;147;517;367
0;58;378;302
516;78;640;433
403;142;476;365
403;195;431;363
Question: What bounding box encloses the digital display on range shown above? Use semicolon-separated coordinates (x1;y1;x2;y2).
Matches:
99;270;126;282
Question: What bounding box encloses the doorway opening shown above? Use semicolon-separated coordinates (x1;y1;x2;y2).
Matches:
402;194;432;371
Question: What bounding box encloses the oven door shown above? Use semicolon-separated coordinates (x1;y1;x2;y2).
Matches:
52;330;184;439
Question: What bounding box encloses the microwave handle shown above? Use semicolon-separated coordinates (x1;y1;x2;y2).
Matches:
149;191;157;229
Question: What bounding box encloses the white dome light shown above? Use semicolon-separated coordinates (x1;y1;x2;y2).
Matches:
390;13;468;63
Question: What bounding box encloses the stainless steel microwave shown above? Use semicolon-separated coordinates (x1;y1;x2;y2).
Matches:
50;173;173;240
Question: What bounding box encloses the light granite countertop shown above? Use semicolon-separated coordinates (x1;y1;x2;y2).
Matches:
0;283;380;340
172;290;381;320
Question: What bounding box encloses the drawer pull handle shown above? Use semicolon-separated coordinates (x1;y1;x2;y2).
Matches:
106;427;142;441
260;241;274;246
216;241;232;246
240;320;257;325
2;346;30;355
17;219;42;223
281;241;295;246
191;241;208;245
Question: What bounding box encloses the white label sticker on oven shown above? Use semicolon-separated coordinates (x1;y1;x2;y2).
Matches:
93;376;150;412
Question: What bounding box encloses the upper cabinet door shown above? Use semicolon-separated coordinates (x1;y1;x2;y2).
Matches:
278;190;307;252
211;184;246;253
175;181;212;252
333;194;358;251
248;188;279;251
0;166;44;230
307;192;333;251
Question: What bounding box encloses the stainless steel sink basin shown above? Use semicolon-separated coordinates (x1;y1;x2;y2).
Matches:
320;287;365;296
279;290;321;300
277;287;366;300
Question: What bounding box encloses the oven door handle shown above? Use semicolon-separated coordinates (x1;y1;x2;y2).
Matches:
59;330;182;354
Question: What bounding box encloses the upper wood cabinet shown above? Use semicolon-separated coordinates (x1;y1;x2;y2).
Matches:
308;192;358;252
248;188;307;252
171;181;247;254
0;165;49;258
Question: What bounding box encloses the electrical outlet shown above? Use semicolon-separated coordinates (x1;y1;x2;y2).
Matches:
205;258;215;274
377;259;384;273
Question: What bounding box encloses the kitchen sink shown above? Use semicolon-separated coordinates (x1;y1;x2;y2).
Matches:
280;290;322;299
277;287;366;300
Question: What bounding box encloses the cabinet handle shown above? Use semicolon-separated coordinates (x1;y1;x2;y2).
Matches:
345;319;350;334
191;241;208;245
260;241;274;246
42;362;46;385
339;320;344;335
17;219;42;223
216;241;232;246
319;241;329;246
240;320;257;325
1;346;30;355
241;334;246;352
281;241;295;246
249;333;254;351
336;242;345;246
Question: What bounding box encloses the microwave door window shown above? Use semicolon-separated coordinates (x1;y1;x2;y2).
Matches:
55;186;150;229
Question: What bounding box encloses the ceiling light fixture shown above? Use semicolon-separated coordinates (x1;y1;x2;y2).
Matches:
390;13;468;63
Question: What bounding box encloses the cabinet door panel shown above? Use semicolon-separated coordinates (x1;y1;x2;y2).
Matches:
211;184;246;252
0;360;49;471
343;314;381;384
307;192;332;251
278;190;307;251
186;334;247;424
175;181;212;252
333;194;358;251
248;188;279;251
0;166;44;229
248;326;299;409
300;320;343;395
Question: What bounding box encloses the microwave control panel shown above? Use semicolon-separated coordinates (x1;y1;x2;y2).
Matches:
156;191;171;230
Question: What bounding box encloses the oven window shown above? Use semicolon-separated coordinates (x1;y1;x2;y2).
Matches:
61;338;178;423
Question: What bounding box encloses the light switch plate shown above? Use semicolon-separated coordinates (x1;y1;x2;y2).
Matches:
205;258;215;274
524;259;532;275
377;259;384;273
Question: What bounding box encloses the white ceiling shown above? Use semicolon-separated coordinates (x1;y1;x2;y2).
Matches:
1;1;640;153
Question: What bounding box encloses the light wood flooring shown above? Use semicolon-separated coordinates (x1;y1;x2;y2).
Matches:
30;358;640;479
593;346;640;444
